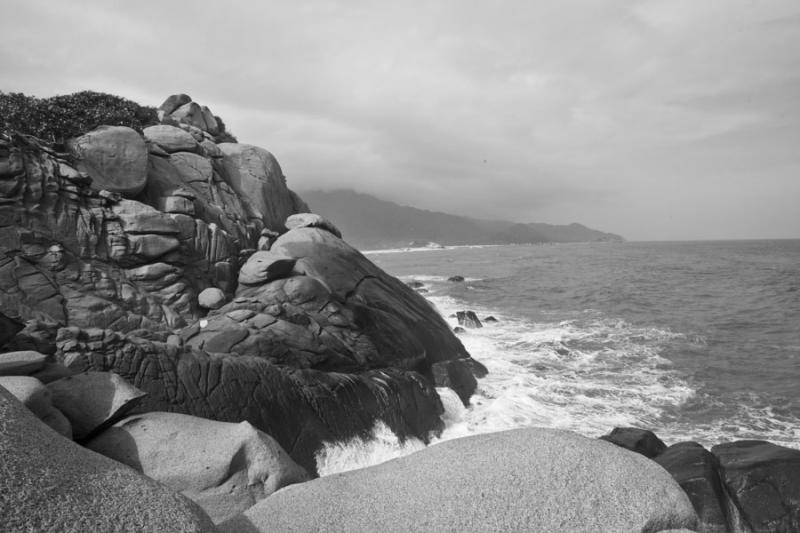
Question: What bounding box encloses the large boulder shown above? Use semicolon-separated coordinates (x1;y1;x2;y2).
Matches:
237;251;296;286
0;349;47;375
47;371;147;440
143;124;200;154
220;428;698;533
218;143;306;231
712;440;800;532
67;125;148;197
0;375;71;437
285;212;342;238
656;442;743;533
0;386;216;532
87;411;311;523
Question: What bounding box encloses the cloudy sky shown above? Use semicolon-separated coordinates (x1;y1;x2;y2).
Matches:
2;0;799;240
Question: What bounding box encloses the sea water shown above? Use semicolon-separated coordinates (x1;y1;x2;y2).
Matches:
316;240;800;475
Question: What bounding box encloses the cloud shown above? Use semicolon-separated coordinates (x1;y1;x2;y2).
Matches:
1;0;799;239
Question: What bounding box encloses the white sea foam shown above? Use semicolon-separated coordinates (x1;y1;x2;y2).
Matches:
314;273;796;476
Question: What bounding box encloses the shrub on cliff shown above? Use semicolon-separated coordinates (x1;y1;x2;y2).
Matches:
0;90;158;143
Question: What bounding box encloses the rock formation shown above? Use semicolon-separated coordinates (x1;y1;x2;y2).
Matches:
0;92;484;473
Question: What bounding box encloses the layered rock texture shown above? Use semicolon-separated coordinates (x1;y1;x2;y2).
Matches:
0;93;482;474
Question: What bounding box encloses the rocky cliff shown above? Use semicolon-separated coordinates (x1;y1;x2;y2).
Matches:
0;93;483;471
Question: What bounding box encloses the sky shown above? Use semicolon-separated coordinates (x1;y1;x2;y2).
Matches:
2;0;799;240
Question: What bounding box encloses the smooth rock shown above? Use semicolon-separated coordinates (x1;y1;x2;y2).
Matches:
712;440;800;532
159;93;192;115
67;126;148;197
143;124;200;154
48;371;147;440
238;251;296;286
220;428;698;533
600;427;668;458
87;411;312;524
0;375;72;438
655;442;740;533
0;386;216;533
0;350;47;375
285;213;342;238
198;287;226;309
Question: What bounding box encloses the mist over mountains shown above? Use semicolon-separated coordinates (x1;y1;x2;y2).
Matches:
301;189;624;250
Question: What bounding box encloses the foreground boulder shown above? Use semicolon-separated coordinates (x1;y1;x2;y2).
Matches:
712;440;800;533
0;349;47;375
67;125;148;197
47;371;146;440
220;428;698;533
0;375;71;437
0;386;216;532
87;411;311;523
655;442;741;533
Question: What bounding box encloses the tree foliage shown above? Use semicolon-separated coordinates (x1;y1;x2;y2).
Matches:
0;90;159;143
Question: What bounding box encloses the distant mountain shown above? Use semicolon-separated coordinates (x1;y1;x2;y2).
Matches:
300;189;624;249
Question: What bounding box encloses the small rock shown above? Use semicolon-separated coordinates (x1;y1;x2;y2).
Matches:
599;427;667;458
238;251;296;286
448;275;465;282
483;316;498;323
285;213;342;239
456;310;483;328
198;287;226;310
0;350;47;376
406;281;425;289
453;326;466;334
431;359;479;406
48;372;147;440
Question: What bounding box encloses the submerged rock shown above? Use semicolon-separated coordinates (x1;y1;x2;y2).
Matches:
87;411;311;524
220;428;698;533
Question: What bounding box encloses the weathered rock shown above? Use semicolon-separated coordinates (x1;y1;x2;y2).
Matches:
600;427;668;458
113;198;180;235
47;371;147;440
87;411;311;523
656;442;742;533
285;212;342;238
431;358;478;406
198;287;226;309
712;440;800;533
0;310;24;348
237;251;296;286
159;93;193;115
0;386;216;532
0;375;72;437
0;349;47;375
220;428;698;533
67;126;148;197
143;124;200;154
219;143;305;231
456;310;483;328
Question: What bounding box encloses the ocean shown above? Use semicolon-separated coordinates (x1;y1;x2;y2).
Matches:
315;240;800;475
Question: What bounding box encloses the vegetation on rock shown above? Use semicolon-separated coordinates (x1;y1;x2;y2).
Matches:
0;90;158;143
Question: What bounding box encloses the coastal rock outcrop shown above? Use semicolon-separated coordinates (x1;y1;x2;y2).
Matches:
220;428;698;533
87;411;311;523
0;385;217;533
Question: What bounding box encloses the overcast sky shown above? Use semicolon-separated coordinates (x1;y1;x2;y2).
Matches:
2;1;799;240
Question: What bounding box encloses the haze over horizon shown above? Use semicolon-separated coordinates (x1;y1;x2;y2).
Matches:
2;0;799;241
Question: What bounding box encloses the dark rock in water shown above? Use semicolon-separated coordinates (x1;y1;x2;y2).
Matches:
448;275;465;282
456;310;483;329
406;280;424;289
599;427;667;458
0;386;217;532
483;315;498;323
655;442;742;533
712;440;800;533
462;357;489;378
431;359;478;406
0;311;24;348
416;288;428;294
453;326;466;334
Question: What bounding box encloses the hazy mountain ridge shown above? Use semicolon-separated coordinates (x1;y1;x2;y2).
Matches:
301;189;624;249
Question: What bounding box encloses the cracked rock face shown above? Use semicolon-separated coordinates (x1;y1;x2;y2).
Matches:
0;96;484;473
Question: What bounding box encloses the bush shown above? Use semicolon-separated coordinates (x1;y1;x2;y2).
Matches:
0;90;159;143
